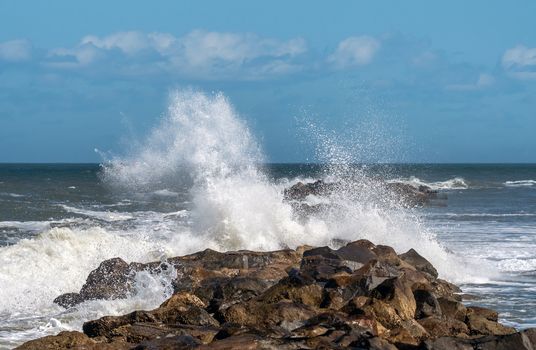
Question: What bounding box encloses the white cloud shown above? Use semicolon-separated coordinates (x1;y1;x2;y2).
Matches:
502;45;536;80
328;36;380;68
0;39;32;62
180;30;305;68
80;31;175;55
502;45;536;68
45;30;307;79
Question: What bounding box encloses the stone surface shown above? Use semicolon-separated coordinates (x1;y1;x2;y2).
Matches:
20;240;534;350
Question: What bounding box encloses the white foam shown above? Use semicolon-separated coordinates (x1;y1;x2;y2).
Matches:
389;176;468;190
504;180;536;187
0;221;52;231
0;89;494;346
60;205;134;222
0;192;26;198
101;90;482;283
153;189;179;197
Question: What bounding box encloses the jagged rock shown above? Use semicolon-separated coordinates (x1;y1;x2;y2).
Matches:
424;328;536;349
283;180;333;200
20;240;533;350
417;316;469;338
414;289;442;319
467;306;499;322
370;277;417;321
466;314;516;336
437;297;467;322
399;248;439;278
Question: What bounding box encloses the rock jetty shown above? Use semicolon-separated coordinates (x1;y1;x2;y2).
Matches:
17;239;536;350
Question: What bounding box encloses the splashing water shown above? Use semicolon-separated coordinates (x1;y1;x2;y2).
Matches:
103;89;486;281
0;89;494;348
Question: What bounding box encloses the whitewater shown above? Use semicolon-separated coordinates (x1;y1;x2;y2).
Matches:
1;90;535;348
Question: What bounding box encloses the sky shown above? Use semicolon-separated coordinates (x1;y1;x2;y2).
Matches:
1;0;535;163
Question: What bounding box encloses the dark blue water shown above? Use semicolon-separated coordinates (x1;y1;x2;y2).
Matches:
1;163;535;348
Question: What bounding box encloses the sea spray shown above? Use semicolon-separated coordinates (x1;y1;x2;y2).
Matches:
0;89;495;347
103;89;484;282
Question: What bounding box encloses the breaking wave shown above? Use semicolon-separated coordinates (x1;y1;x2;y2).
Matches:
504;180;536;187
0;89;493;347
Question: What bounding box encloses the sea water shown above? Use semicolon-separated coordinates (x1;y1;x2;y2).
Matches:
0;91;535;348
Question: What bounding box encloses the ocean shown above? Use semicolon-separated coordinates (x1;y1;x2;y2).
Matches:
1;91;535;348
1;163;535;348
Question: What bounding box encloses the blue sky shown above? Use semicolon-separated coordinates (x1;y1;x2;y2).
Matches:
1;0;535;163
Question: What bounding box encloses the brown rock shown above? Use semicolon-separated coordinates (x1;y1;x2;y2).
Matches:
14;331;96;350
466;314;516;336
414;289;442;319
467;306;498;322
437;297;467;322
418;316;469;338
399;248;438;278
370;277;417;321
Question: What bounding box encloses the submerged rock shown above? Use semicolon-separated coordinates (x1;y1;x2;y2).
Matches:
20;239;535;349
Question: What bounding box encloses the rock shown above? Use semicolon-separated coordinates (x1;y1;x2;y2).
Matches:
466;314;516;336
53;292;83;308
414;289;442;319
425;328;536;349
399;248;438;278
83;310;158;338
258;275;324;307
370;277;417;321
55;258;134;307
19;240;530;350
14;331;96;350
385;182;439;207
467;306;499;322
132;334;202;350
437;297;466;322
222;300;316;331
417;316;469;338
283;180;333;200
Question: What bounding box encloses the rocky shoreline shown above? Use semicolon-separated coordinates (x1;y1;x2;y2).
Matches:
17;239;536;350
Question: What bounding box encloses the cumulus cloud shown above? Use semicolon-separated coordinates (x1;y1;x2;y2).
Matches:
502;45;536;80
0;39;32;62
45;30;307;79
328;36;380;68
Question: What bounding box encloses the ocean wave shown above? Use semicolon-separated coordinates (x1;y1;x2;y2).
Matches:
152;189;179;197
504;180;536;187
0;219;86;232
0;192;26;198
434;212;536;218
388;176;468;190
59;205;134;222
497;258;536;272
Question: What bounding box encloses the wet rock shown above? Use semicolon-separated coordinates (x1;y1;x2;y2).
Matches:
385;182;439;207
399;248;438;278
283;180;333;200
55;258;134;307
20;240;532;350
53;292;83;308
